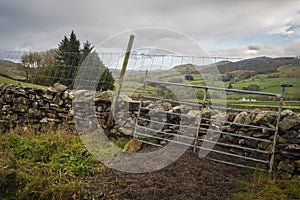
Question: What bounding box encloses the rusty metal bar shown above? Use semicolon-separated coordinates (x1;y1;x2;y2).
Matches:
269;83;293;172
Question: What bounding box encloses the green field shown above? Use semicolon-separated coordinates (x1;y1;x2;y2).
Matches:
0;75;47;89
226;76;299;98
117;70;300;113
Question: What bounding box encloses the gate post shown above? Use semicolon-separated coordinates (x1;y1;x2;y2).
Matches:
269;83;293;173
107;35;134;127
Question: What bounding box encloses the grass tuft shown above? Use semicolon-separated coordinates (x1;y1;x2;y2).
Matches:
230;171;300;200
0;126;106;200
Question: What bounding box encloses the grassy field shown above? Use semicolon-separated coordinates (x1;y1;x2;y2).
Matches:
227;76;299;98
0;75;47;89
117;69;300;113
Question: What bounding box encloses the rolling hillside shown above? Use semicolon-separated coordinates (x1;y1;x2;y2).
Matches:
0;60;27;81
173;57;300;77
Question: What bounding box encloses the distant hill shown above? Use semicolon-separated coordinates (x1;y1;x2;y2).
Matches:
217;56;300;74
0;60;27;81
171;57;300;78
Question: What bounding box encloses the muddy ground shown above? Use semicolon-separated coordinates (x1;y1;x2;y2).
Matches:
85;146;248;200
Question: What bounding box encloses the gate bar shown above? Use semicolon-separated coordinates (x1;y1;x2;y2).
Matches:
147;80;282;97
199;127;272;143
202;117;276;131
206;157;267;172
136;124;271;154
136;130;269;164
143;95;203;107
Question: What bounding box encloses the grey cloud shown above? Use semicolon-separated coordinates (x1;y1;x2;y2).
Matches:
0;0;300;57
248;45;261;51
210;39;300;58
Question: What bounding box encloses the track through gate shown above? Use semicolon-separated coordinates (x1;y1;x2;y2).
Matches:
133;71;292;172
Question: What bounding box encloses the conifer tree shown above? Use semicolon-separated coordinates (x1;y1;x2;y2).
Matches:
53;31;114;90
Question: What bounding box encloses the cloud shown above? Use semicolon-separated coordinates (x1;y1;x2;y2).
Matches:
248;45;261;51
210;39;300;57
0;0;299;57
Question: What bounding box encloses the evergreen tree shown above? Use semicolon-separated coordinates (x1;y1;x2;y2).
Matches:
52;30;114;91
81;40;94;63
54;31;80;87
78;51;114;91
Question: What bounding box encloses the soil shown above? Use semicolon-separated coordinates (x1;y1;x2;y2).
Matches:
85;146;248;200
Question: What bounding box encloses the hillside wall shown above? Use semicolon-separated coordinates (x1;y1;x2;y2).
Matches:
0;83;299;177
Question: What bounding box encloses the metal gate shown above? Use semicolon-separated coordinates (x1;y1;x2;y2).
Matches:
133;70;292;172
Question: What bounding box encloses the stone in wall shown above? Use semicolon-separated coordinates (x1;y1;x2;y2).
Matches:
0;83;299;177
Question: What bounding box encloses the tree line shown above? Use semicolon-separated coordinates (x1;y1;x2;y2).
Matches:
21;31;114;91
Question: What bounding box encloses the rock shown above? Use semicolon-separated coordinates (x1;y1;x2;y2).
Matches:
40;118;49;123
229;148;245;156
53;96;64;106
28;108;40;117
244;139;259;148
47;86;58;93
172;105;190;114
282;130;300;139
2;105;12;112
279;144;300;159
211;112;228;121
253;132;269;138
222;125;236;132
53;83;68;92
202;107;212;118
277;136;289;143
210;113;228;128
123;139;142;152
15;104;28;113
238;139;245;145
161;102;172;110
288;138;300;144
244;109;260;125
253;112;277;126
279;115;300;131
295;160;300;168
286;144;300;152
277;161;295;174
7;114;18;121
258;141;270;150
129;100;140;111
4;94;14;103
148;138;160;144
227;113;237;122
187;110;202;118
118;127;133;136
233;112;248;124
43;93;54;101
281;109;294;117
15;88;27;97
15;96;29;105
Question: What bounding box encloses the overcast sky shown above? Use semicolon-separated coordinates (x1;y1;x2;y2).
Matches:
1;0;300;58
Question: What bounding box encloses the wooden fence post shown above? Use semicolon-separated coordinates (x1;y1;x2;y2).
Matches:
107;35;135;127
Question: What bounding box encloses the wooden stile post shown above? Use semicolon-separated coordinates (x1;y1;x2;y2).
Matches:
107;35;135;127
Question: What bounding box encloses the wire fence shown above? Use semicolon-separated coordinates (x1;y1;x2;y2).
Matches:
0;50;298;105
0;50;242;90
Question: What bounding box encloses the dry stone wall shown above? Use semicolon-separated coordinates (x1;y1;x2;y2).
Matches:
0;83;299;177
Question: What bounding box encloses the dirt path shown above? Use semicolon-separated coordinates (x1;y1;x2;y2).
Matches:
85;147;247;200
